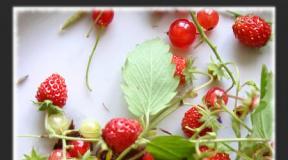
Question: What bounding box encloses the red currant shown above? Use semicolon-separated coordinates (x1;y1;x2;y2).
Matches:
92;9;114;27
197;9;219;30
168;19;197;48
204;87;228;108
48;149;71;160
142;152;154;160
68;140;91;157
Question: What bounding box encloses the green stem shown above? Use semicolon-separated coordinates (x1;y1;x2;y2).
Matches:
18;134;99;142
222;105;253;133
189;138;268;143
116;143;136;160
86;11;104;38
62;133;67;160
222;143;253;160
191;71;213;92
190;12;237;89
128;149;146;160
85;27;103;91
226;10;242;18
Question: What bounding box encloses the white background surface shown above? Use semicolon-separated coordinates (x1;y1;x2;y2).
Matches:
14;7;274;159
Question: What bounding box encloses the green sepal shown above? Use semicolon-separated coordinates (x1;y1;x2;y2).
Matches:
183;58;197;84
207;57;228;81
197;106;221;132
81;150;95;160
34;100;63;115
23;148;47;160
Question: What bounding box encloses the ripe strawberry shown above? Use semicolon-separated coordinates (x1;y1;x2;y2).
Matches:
232;15;271;48
142;152;154;160
48;149;71;160
102;118;143;153
68;140;91;157
204;87;228;108
36;73;67;108
172;55;186;85
181;106;212;137
200;145;230;160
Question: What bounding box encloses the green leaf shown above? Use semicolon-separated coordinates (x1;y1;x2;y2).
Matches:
251;65;273;139
122;38;179;117
146;136;195;160
183;58;197;84
207;57;228;81
23;148;47;160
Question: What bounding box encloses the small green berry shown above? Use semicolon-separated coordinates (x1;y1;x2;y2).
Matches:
79;119;101;138
47;113;71;134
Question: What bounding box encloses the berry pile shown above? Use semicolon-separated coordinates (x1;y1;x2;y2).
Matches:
19;8;273;160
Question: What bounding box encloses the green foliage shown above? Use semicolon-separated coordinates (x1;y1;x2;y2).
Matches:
251;65;273;139
146;136;195;160
122;38;179;117
23;148;46;160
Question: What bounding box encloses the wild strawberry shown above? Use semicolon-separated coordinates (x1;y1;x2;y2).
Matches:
68;140;91;157
204;87;228;108
181;106;212;137
142;152;154;160
92;10;114;27
36;73;67;108
232;15;271;48
172;55;186;85
48;149;71;160
102;118;143;153
200;145;230;160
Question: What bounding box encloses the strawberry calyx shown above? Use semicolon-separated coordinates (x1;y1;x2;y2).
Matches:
183;58;197;85
34;100;63;115
24;148;47;160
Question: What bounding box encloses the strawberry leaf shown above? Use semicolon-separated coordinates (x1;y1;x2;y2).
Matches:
251;65;273;139
146;136;195;160
23;148;46;160
122;38;179;117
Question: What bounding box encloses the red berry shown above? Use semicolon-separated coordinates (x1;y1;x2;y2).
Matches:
200;145;230;160
102;118;143;153
68;140;91;157
197;9;219;30
181;106;212;137
172;55;186;85
36;74;67;108
142;152;154;160
48;149;71;160
204;87;228;108
168;19;197;48
92;9;114;27
232;15;271;48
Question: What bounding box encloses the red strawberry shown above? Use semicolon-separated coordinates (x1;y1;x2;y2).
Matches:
68;140;91;157
204;87;228;108
181;106;212;137
102;118;143;153
200;145;230;160
48;149;71;160
172;55;186;85
142;152;154;160
232;15;271;48
36;73;67;108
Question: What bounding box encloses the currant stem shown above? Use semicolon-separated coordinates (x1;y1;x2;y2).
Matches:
227;94;245;101
85;27;103;91
86;11;103;38
191;71;214;92
222;143;253;160
189;137;268;143
222;105;253;133
62;133;67;160
226;10;242;18
190;12;237;90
